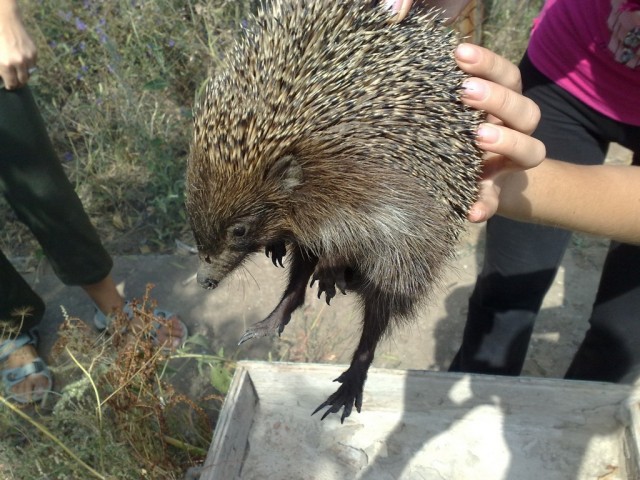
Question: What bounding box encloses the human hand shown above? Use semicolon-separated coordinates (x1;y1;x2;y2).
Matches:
454;43;545;223
607;0;640;68
383;3;545;222
0;3;37;90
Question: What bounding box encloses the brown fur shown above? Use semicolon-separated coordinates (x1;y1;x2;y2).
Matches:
186;0;483;422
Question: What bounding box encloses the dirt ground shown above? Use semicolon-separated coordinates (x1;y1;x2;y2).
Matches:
26;217;609;381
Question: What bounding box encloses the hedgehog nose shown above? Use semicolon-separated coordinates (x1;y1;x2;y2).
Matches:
197;271;219;290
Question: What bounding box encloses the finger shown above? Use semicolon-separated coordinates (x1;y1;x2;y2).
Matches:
16;64;30;87
0;65;19;90
468;154;515;222
617;46;636;64
461;78;541;134
627;53;640;69
455;43;522;93
476;123;546;170
468;180;499;223
396;0;412;20
26;50;37;70
608;34;620;57
385;0;413;22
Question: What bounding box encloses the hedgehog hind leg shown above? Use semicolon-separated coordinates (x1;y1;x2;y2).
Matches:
238;245;317;345
312;294;391;423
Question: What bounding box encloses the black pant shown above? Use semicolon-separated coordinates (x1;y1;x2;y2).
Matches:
449;52;640;384
0;86;112;332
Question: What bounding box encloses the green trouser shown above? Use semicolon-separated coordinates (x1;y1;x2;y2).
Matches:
0;86;113;333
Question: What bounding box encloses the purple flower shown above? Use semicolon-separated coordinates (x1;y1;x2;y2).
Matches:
95;25;108;44
63;152;74;162
75;17;87;31
168;39;176;48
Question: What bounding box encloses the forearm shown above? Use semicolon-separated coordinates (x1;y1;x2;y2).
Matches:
497;160;640;244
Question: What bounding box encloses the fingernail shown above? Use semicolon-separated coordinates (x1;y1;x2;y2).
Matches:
455;43;480;63
467;206;485;223
384;0;402;11
476;124;500;144
462;79;487;100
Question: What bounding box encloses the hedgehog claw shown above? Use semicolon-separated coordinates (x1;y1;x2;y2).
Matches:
311;369;363;423
238;321;281;345
238;330;256;346
265;242;286;268
311;267;349;304
238;309;292;345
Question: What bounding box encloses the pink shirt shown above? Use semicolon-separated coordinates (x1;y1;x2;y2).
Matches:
528;0;640;126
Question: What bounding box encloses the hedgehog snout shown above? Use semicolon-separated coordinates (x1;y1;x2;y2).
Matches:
196;269;219;290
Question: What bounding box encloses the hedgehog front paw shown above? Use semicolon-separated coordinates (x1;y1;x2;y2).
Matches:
310;267;348;305
311;370;364;423
265;241;286;267
238;312;290;345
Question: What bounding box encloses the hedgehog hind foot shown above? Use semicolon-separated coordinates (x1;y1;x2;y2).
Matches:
311;367;365;423
310;266;353;305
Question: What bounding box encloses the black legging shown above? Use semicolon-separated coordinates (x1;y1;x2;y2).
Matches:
449;52;640;384
0;86;112;332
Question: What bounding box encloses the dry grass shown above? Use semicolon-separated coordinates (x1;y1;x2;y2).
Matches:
0;287;233;479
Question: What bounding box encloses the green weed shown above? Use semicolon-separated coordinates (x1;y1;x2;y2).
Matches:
5;0;256;255
481;0;544;62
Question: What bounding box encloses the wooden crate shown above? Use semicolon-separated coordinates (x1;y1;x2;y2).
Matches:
202;361;640;480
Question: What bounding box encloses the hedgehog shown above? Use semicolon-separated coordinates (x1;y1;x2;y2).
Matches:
186;0;483;422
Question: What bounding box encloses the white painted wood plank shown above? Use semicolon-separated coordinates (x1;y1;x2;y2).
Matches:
204;361;639;480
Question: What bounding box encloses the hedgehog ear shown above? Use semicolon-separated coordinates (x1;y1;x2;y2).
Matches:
267;154;303;192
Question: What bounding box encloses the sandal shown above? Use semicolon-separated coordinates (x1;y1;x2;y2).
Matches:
0;330;53;404
93;301;188;352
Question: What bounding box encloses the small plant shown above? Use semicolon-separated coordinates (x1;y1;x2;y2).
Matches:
0;287;235;479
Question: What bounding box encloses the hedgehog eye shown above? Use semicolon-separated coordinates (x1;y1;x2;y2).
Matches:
232;225;247;237
204;254;212;264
